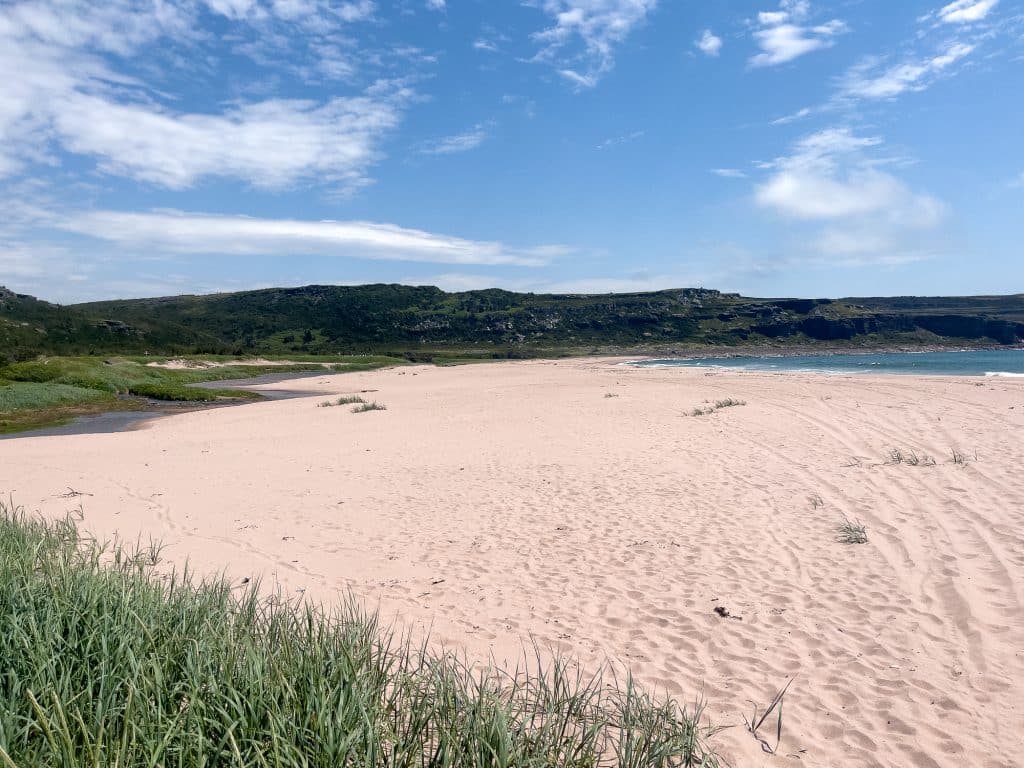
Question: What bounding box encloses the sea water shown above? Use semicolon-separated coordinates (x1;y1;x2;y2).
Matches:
632;349;1024;377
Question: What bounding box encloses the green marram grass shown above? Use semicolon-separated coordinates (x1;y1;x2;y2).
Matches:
0;500;721;767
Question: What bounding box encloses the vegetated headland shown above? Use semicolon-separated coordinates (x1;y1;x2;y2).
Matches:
4;284;1024;362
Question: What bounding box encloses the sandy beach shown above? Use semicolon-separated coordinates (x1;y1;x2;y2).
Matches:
1;358;1021;767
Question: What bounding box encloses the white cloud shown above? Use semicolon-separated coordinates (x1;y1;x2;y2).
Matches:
755;127;945;226
937;0;999;24
204;0;375;24
418;124;490;155
771;106;813;125
425;0;446;10
749;1;847;67
0;0;402;189
474;38;500;52
557;68;598;88
696;30;722;57
57;210;568;267
54;93;404;190
411;273;504;292
840;42;975;100
539;274;700;294
711;168;747;179
531;0;658;87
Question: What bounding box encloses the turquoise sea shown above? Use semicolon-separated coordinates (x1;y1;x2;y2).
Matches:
632;349;1024;377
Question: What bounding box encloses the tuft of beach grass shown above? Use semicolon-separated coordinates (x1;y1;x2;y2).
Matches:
352;401;387;413
319;395;367;407
836;516;868;545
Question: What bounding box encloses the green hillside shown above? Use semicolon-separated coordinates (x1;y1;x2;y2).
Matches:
3;284;1024;362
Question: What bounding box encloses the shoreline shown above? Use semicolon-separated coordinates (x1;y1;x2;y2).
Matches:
7;349;1022;439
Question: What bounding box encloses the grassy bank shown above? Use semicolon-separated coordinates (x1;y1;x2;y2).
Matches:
0;355;406;434
0;501;719;767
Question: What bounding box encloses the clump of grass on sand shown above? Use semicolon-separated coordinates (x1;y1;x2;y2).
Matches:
950;448;975;466
885;448;936;467
837;517;869;544
713;399;744;409
352;401;387;413
688;399;746;417
319;395;367;407
0;500;721;767
743;678;793;756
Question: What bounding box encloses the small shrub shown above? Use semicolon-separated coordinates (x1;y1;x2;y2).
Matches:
352;401;386;413
604;392;619;398
688;398;745;417
809;494;824;510
837;517;868;544
714;398;745;409
319;395;366;407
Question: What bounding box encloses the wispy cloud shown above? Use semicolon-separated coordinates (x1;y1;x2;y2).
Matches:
711;168;747;179
418;124;490;155
839;42;975;100
557;69;598;88
425;0;446;11
596;130;644;150
749;1;847;67
56;210;567;267
771;106;813;125
0;0;409;191
695;30;722;57
530;0;658;88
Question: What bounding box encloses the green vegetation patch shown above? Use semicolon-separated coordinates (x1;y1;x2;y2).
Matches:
0;500;721;767
0;381;111;413
0;355;405;434
125;382;262;402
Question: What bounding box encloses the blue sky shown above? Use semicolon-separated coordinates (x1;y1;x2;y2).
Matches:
0;0;1021;303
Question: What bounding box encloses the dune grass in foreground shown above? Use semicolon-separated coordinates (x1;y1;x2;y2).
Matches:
0;501;720;767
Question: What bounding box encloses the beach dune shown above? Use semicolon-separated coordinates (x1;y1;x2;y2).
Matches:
1;359;1021;767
